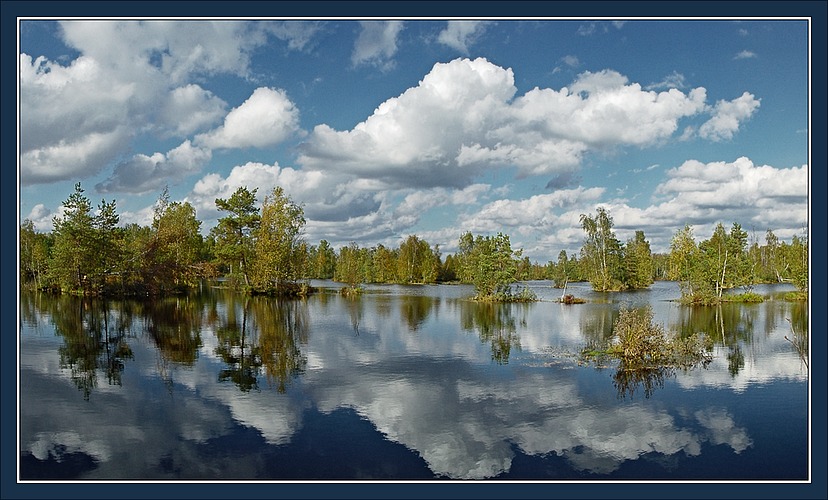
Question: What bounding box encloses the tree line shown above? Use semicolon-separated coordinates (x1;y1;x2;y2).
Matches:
20;183;808;302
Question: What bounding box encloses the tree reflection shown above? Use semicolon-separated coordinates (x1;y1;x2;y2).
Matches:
612;363;669;399
461;302;521;364
342;294;364;335
672;304;752;378
578;306;618;345
400;295;436;331
145;296;203;365
785;319;809;368
50;296;135;400
250;298;309;393
726;345;745;377
213;296;309;393
672;304;756;347
214;297;260;391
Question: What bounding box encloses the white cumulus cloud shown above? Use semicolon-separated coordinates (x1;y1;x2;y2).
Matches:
195;87;302;149
299;59;727;189
699;92;761;141
19;54;137;184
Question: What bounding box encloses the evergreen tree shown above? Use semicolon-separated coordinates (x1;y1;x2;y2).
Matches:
212;187;260;287
623;230;654;289
49;183;120;294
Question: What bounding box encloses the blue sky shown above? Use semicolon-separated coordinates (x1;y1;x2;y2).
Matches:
18;18;810;260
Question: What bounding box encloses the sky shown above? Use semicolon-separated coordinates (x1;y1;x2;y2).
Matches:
17;18;810;261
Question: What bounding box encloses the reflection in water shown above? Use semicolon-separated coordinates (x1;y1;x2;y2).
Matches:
343;294;364;335
400;295;436;331
672;303;756;346
671;304;757;378
212;295;309;393
612;364;669;399
250;298;309;392
146;296;203;365
214;296;259;391
51;297;136;400
579;306;618;345
18;282;808;480
726;345;745;377
784;318;809;369
143;295;203;392
460;301;521;364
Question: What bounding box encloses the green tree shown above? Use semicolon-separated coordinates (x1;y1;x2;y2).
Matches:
669;224;702;299
786;232;808;292
462;232;520;299
20;219;52;289
516;256;533;281
335;242;369;288
212;187;260;287
372;244;397;283
145;193;204;293
456;231;476;283
308;239;336;279
249;186;306;295
623;230;654;289
697;222;751;301
397;235;439;284
579;207;624;291
49;183;120;294
651;253;670;281
114;223;153;294
670;222;757;304
440;253;460;282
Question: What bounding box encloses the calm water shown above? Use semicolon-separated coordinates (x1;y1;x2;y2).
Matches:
18;281;809;480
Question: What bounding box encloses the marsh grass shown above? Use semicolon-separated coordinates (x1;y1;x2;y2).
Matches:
474;286;538;303
723;292;765;303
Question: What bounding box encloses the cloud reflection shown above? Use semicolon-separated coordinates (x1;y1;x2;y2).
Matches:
19;283;804;480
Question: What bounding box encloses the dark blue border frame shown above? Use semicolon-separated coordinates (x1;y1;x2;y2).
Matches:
2;1;825;499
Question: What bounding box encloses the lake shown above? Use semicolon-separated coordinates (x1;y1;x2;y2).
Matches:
18;280;809;481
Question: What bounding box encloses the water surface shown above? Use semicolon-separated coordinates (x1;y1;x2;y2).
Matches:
19;281;809;480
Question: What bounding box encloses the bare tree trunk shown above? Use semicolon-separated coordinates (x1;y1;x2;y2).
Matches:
718;250;728;300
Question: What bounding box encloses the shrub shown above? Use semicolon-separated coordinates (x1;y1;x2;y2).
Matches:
612;306;669;368
582;305;713;370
